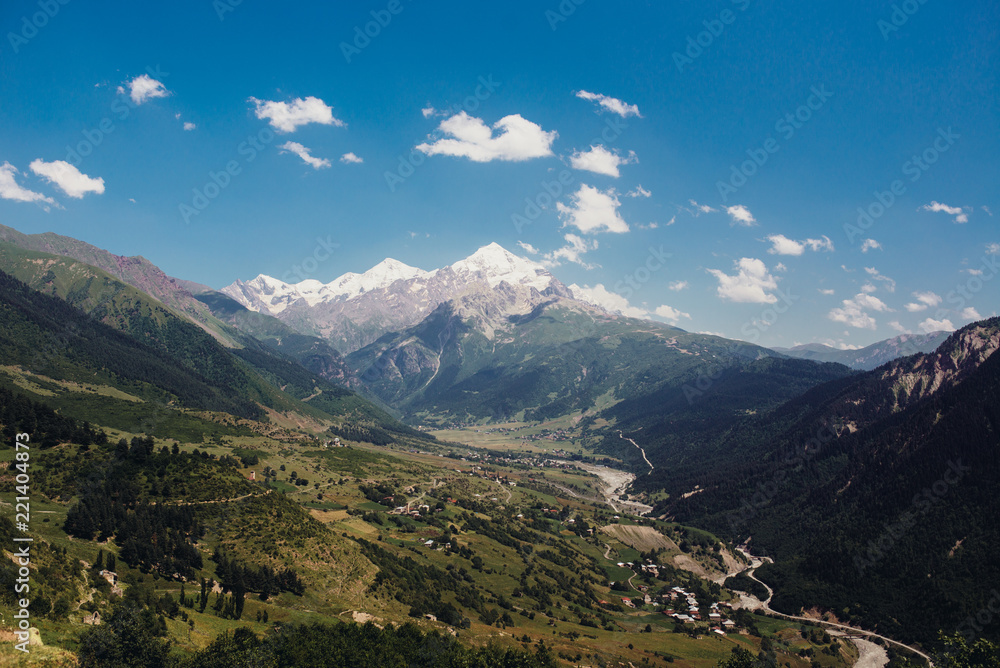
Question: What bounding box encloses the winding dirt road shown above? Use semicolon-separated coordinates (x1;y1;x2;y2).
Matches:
618;430;654;474
737;550;932;667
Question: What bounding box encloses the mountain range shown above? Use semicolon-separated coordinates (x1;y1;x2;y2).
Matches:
1;223;996;654
221;242;574;355
770;331;950;370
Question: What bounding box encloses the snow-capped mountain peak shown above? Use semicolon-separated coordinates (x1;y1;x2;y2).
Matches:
327;258;430;300
220;242;570;350
450;242;554;292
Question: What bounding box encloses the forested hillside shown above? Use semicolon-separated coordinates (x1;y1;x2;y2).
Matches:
651;320;1000;644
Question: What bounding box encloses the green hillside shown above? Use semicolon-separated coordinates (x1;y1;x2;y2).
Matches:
0;245;429;444
348;300;810;426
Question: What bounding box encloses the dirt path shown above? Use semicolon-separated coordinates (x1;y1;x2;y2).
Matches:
618;430;654;474
493;478;512;503
158;491;267;506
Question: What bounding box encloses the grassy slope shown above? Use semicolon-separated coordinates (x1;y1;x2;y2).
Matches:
0;245;431;442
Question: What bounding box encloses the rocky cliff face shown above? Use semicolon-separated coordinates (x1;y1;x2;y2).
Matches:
793;318;1000;438
879;320;1000;407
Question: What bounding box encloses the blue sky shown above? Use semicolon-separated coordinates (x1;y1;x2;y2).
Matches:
1;0;997;348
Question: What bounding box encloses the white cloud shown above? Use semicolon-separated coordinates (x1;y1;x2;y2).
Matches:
922;201;968;224
766;234;805;256
966;268;984;276
569;283;647;318
986;243;1000;255
279;142;331;170
542;233;599;269
919;317;955;333
569;145;636;178
575;90;642;118
340;152;363;164
183;122;196;131
627;185;651;198
961;307;981;320
556;184;629;234
517;241;539;255
250;96;343;133
567;283;690;324
983;206;993;216
805;236;835;252
29;159;104;198
767;234;834;255
888;321;910;334
818;339;863;351
725;205;756;226
119;74;169;105
819;288;835;295
421;107;436;118
707;258;778;304
0;162;56;207
860;238;882;253
668;280;689;291
654;304;691;325
903;291;942;312
860;283;877;294
828;292;891;330
688;200;716;214
864;267;896;292
774;262;788;272
416;112;556;162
